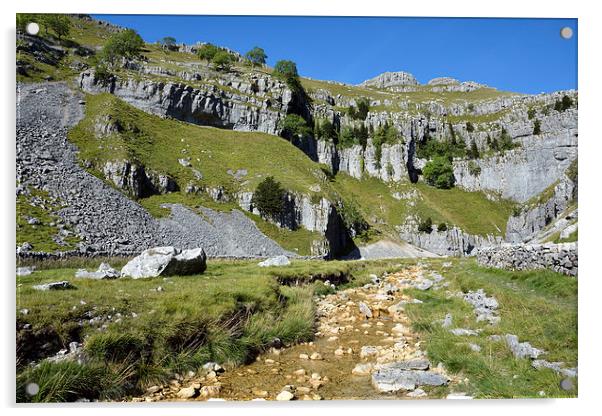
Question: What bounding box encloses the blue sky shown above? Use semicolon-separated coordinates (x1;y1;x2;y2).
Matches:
92;15;577;94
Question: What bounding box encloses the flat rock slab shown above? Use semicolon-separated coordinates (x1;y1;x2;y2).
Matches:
372;367;449;392
75;262;120;279
33;281;76;291
258;255;290;267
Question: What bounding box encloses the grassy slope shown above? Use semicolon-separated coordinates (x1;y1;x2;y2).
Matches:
16;258;577;401
333;174;515;238
405;258;577;398
66;93;513;256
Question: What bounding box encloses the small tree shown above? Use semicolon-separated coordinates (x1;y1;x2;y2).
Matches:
279;114;311;140
196;43;219;61
43;14;71;40
245;46;267;67
159;36;177;51
252;176;285;220
467;139;479;159
422;156;455;189
561;95;574;111
101;29;145;65
212;51;233;71
533;119;542;135
418;217;433;234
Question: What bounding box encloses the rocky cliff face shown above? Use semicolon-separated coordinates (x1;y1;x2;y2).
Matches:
398;217;503;256
453;108;578;202
80;69;294;135
506;173;577;243
237;191;354;258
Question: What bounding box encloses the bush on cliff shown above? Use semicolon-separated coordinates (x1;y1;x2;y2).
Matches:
422;156;456;189
245;46;267;67
418;217;433;233
252;176;285;220
279;114;311;140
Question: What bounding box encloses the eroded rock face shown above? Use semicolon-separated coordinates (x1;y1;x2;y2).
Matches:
102;160;179;198
80;70;294;135
398;218;503;256
506;174;576;243
120;246;207;278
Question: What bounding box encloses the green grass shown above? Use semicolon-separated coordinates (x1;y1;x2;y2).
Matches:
15;258;406;402
404;257;577;398
331;173;514;239
16;257;577;401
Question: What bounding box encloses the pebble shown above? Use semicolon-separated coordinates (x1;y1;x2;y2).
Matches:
276;390;294;401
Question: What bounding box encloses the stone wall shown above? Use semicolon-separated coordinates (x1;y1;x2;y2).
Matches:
476;243;577;276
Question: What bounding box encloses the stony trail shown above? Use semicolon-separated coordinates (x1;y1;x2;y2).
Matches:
136;264;464;402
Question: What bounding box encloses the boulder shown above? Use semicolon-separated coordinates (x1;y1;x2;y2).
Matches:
258;255;290;267
372;366;449;392
75;262;120;279
121;246;207;278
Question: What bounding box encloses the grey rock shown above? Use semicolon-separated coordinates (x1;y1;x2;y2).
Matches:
372;365;448;392
121;246;206;278
449;328;480;336
16;266;35;276
75;262;120;279
258;255;291;267
358;302;373;318
504;334;544;359
33;281;76;291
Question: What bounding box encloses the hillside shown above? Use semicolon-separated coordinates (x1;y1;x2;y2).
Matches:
16;14;578;258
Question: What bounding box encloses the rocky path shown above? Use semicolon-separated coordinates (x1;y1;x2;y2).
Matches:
136;264;465;402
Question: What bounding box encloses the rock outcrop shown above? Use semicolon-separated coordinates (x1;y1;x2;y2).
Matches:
398;218;503;256
476;243;577;276
359;71;419;89
79;69;295;136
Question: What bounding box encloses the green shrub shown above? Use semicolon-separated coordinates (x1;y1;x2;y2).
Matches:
93;63;113;86
338;198;369;237
314;119;337;142
159;36;177;51
561;95;574;111
196;43;219;61
527;108;536;120
212;51;233;71
252;176;285;220
279;114;311;140
467;160;481;176
338;126;357;148
348;97;370;120
422;156;456;189
438;222;448;232
418;217;433;233
467;139;480;159
533;119;542;135
466;122;475;133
